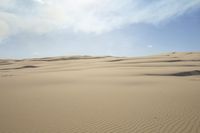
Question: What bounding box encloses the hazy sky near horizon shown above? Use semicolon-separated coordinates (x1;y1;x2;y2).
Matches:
0;0;200;58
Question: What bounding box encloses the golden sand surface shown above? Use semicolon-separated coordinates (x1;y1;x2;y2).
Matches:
0;52;200;133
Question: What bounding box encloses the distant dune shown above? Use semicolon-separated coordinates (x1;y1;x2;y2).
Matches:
0;52;200;133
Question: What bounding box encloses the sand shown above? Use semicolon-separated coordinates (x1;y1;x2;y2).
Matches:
0;52;200;133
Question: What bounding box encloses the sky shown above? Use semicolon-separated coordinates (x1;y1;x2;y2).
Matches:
0;0;200;58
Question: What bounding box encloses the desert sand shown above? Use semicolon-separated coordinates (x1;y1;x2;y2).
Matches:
0;52;200;133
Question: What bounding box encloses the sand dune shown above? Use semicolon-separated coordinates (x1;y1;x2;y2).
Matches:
0;52;200;133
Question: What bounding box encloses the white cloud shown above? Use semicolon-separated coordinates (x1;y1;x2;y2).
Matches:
0;20;9;38
147;45;153;48
34;0;45;4
0;0;200;38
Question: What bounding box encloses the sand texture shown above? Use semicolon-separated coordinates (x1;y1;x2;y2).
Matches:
0;52;200;133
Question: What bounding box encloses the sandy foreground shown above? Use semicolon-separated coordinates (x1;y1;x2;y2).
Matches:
0;52;200;133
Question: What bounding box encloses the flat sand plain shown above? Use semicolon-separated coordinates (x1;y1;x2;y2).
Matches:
0;52;200;133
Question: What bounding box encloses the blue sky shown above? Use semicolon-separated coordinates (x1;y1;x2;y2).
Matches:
0;0;200;58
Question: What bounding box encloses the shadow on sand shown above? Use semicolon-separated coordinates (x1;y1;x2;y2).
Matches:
146;70;200;77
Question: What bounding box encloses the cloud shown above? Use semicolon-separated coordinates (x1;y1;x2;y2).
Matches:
0;0;200;39
147;45;153;48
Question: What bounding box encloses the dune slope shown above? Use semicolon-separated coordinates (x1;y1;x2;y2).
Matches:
0;52;200;133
